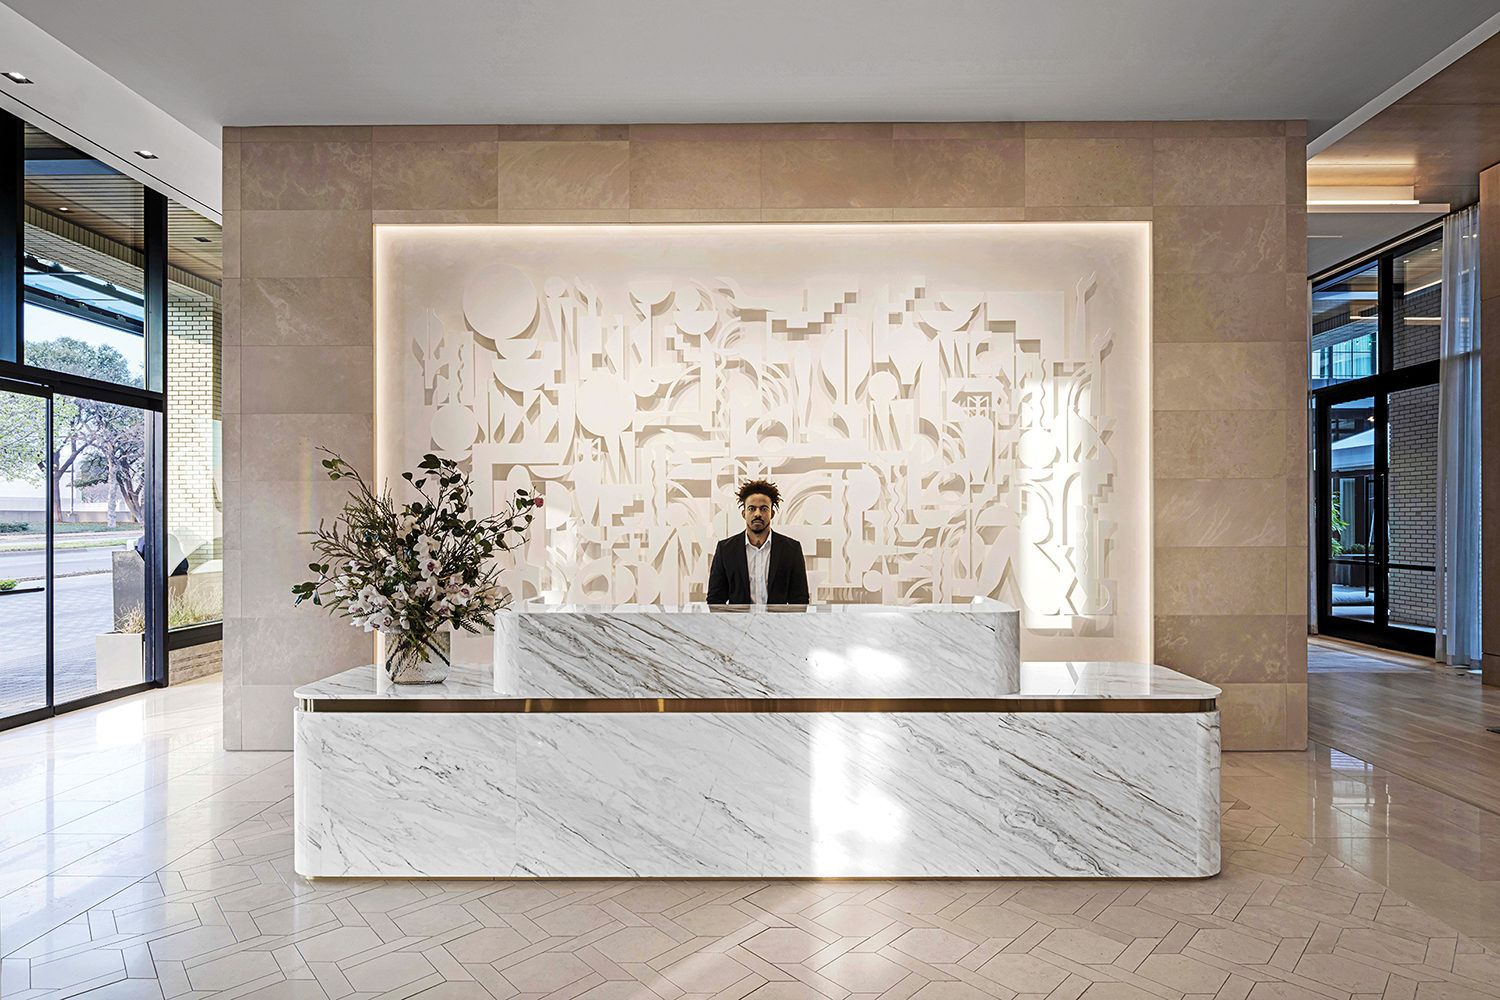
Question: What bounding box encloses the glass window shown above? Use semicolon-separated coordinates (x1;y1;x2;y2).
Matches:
165;200;223;628
1310;262;1378;389
22;124;148;387
1392;238;1442;368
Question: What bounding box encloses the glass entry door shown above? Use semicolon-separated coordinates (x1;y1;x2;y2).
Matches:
1315;386;1437;655
0;380;158;730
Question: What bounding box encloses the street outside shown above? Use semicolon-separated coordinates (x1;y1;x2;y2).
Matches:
0;531;143;717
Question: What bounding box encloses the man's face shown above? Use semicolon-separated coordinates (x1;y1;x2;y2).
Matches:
742;494;775;536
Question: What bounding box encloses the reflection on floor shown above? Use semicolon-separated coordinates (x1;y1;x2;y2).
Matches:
1;675;1498;1000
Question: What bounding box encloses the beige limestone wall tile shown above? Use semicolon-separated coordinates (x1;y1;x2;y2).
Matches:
1152;138;1286;206
222;545;241;621
893;208;1026;221
235;126;372;142
631;123;893;142
1286;208;1308;273
237;683;307;750
498;125;630;141
1024;122;1154;138
760;208;896;222
1152;121;1286;138
1154;615;1293;683
242;545;341;618
891;139;1024;208
1154;479;1286;548
1154;410;1289;479
1285;682;1308;750
371;209;499;224
1154;547;1287;616
1153;206;1287;274
1154;342;1288;410
1153;273;1290;343
222;211;239;279
373;141;499;210
239;345;372;415
221;278;240;348
1024;206;1153;221
1286;480;1310;550
1286;120;1307;137
1218;682;1289;751
221;414;240;485
1284;619;1308;678
761;141;895;209
238;479;356;550
495;209;631;223
373;125;500;142
222;344;240;415
496;141;629;210
239;211;372;278
221;626;242;750
1024;139;1152;206
628;141;760;209
241;278;372;346
628;209;762;223
1286;543;1309;615
892;123;1025;140
223;142;241;213
239;142;372;210
241;617;373;686
223;127;244;141
1286;135;1307;207
240;413;374;482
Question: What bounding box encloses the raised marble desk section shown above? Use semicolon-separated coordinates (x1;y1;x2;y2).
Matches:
492;601;1022;698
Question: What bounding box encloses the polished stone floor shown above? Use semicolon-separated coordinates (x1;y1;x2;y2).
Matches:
2;671;1499;1000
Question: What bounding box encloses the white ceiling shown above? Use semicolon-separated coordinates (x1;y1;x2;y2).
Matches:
5;0;1500;146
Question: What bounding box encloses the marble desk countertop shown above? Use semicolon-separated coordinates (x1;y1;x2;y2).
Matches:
295;660;1220;703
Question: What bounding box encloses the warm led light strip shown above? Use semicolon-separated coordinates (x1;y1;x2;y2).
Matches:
298;696;1217;714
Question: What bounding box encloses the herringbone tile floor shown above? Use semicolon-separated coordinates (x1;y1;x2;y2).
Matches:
2;673;1498;1000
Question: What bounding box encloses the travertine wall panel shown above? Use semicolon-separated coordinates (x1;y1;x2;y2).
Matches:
223;120;1308;750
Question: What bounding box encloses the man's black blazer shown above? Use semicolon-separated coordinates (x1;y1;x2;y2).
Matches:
706;532;810;605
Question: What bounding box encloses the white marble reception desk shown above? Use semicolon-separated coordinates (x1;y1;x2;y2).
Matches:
295;605;1220;880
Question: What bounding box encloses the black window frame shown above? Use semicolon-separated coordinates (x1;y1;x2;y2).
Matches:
1308;224;1445;657
0;108;172;731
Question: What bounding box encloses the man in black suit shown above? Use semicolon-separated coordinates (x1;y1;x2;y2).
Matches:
706;479;810;605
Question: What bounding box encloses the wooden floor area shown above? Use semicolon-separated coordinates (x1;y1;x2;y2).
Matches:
1308;635;1500;814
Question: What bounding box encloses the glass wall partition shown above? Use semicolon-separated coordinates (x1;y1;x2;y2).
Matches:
1310;228;1442;655
0;110;177;730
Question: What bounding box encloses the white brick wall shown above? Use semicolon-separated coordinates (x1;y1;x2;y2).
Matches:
167;296;221;569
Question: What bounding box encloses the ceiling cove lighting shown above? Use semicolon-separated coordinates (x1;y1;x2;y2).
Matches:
2;71;33;84
134;150;158;160
1307;185;1418;206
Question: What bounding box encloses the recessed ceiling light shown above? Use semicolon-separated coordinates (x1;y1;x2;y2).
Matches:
134;150;158;159
194;236;211;243
2;71;33;84
57;206;70;212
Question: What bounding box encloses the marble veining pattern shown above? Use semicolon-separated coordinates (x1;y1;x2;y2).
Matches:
493;602;1023;698
296;708;1219;878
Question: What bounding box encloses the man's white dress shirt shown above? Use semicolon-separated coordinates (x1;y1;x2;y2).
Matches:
745;530;772;606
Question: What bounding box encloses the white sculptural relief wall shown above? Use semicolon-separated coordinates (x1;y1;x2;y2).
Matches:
375;224;1150;660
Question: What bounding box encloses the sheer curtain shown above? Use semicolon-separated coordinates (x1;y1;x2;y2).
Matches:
1435;205;1482;665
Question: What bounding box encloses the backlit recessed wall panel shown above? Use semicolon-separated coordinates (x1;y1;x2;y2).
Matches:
375;224;1150;660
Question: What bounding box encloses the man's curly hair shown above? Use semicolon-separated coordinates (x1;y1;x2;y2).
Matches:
736;479;781;510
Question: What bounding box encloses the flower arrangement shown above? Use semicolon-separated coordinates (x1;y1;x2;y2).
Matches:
292;449;540;681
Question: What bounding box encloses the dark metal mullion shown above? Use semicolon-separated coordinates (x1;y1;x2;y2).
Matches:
1373;392;1389;629
0;110;19;365
143;189;168;686
1314;395;1333;633
1377;255;1394;375
0;359;164;409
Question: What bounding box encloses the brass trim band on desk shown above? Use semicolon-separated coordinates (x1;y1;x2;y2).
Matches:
298;696;1218;714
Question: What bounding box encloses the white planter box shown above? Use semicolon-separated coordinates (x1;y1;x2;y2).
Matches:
95;632;144;691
